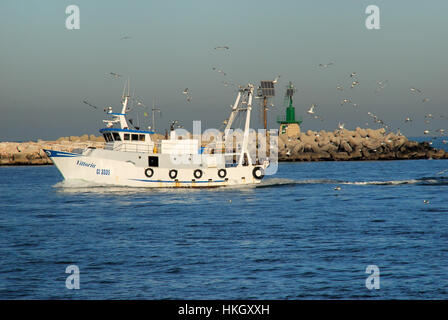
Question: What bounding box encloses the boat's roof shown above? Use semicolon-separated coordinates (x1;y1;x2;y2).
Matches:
99;128;155;135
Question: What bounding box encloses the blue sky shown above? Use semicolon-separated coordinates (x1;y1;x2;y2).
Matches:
1;0;447;140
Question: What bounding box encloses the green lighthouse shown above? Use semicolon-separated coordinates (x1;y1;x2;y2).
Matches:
277;82;302;136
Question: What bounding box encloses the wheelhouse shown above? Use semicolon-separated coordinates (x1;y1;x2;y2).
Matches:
100;128;155;153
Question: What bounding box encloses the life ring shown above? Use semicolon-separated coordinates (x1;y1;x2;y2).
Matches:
218;169;227;178
252;167;264;180
169;169;178;179
194;169;203;179
144;168;154;178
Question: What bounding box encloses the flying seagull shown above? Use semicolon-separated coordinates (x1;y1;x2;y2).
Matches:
350;72;357;78
375;80;388;93
273;75;281;84
341;98;351;106
410;87;422;94
120;36;132;40
83;99;98;109
109;72;122;79
318;62;334;68
214;46;229;50
307;104;316;114
212;67;226;76
351;81;360;88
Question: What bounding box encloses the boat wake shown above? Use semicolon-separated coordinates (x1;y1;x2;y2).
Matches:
54;175;448;193
258;176;448;188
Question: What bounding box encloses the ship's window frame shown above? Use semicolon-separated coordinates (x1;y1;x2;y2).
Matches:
124;133;130;141
104;133;113;142
139;134;145;141
112;132;121;141
131;134;139;141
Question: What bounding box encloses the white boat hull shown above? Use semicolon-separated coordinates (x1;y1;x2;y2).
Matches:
44;149;265;188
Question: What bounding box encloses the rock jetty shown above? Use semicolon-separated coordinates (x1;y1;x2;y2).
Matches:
1;128;447;165
278;127;448;161
0;135;105;165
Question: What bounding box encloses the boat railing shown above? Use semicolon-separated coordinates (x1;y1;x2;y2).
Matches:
106;142;159;153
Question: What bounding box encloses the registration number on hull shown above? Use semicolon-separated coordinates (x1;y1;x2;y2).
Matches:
96;168;110;176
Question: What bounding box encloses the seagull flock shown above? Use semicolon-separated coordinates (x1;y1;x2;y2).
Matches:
82;36;446;146
315;61;446;138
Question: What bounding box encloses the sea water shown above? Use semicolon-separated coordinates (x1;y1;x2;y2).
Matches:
0;159;447;299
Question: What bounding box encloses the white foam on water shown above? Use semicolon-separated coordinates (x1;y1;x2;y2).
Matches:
341;179;420;186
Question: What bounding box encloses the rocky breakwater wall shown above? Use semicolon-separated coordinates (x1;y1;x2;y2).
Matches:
0;135;105;165
278;127;448;161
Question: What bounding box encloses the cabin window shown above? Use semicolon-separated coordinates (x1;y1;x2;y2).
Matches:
139;134;145;141
124;134;130;141
113;132;121;141
131;134;139;141
104;133;113;142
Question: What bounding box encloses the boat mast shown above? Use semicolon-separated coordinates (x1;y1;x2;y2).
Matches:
224;90;242;141
238;84;254;166
151;97;161;132
118;79;130;129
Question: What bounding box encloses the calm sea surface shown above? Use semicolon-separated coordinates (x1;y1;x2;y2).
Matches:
1;158;448;299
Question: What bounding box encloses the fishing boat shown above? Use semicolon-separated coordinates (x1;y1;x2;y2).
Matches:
44;83;271;187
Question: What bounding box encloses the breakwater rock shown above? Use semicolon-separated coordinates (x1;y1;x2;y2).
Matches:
1;129;447;165
0;135;105;165
278;127;448;161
